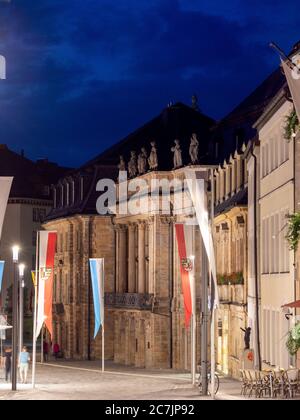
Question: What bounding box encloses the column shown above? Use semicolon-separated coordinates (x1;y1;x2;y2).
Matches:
128;224;136;293
138;222;146;294
117;225;128;292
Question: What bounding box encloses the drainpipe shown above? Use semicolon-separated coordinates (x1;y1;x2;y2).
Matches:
250;144;262;371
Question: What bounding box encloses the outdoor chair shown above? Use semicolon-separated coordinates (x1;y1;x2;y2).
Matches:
246;370;261;398
240;370;251;396
254;371;270;398
283;369;299;399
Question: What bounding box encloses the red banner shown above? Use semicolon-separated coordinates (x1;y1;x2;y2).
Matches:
175;224;193;328
36;231;57;339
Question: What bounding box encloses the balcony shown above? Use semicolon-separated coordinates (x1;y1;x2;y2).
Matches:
105;293;154;311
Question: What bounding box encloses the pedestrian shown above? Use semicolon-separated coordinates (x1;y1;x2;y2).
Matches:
3;347;12;382
19;346;30;384
43;340;49;362
53;343;60;360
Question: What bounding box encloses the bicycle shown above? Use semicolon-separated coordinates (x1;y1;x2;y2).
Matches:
197;364;220;396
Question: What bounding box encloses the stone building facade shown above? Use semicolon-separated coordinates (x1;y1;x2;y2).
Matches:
213;146;248;379
43;103;216;370
250;91;296;370
44;167;209;369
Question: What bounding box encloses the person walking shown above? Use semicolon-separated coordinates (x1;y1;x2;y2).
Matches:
53;343;60;360
43;340;49;362
18;346;30;384
3;347;12;382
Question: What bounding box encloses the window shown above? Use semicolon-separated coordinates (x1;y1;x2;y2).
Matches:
262;211;290;275
265;143;269;176
284;137;289;162
60;184;64;207
66;183;70;207
53;188;57;208
80;177;84;201
72;180;75;204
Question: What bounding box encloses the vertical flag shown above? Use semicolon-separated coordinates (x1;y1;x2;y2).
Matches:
0;261;4;293
36;231;57;339
89;258;105;339
281;54;300;120
175;224;195;328
0;177;13;240
185;169;219;307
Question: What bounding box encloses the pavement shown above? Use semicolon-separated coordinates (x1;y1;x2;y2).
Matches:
0;360;293;400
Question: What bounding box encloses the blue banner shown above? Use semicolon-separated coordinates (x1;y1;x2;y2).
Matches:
89;259;104;339
0;261;4;293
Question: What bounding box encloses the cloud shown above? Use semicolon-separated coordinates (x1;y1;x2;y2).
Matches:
0;0;298;166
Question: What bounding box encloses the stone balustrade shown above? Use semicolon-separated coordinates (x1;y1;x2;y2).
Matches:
105;292;154;310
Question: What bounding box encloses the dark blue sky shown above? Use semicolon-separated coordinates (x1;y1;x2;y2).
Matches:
0;0;299;167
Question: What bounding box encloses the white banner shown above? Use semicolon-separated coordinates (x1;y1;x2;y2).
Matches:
0;177;13;240
282;57;300;121
185;169;219;307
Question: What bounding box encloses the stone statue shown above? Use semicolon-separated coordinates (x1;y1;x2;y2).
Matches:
171;139;183;169
128;151;137;178
138;147;148;175
148;141;158;171
118;155;126;172
240;327;251;350
189;133;199;164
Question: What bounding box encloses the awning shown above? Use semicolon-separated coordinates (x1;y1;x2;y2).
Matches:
282;300;300;309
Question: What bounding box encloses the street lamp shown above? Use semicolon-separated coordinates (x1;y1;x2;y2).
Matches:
18;264;25;354
11;245;19;391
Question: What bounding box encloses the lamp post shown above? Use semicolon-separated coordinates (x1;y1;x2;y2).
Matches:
12;245;19;391
18;264;25;354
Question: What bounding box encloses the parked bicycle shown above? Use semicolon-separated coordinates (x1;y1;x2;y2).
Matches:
197;364;220;395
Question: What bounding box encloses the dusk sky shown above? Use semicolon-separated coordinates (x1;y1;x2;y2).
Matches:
0;0;299;167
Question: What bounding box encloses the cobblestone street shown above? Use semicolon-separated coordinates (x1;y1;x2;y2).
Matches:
0;361;243;401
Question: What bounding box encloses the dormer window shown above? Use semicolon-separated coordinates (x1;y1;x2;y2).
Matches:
72;180;75;205
80;176;84;201
66;182;70;207
60;184;64;208
53;187;57;208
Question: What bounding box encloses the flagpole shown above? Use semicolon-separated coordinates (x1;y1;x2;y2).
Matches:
102;260;105;373
32;231;39;388
41;326;44;364
210;168;216;400
269;42;295;69
191;226;196;386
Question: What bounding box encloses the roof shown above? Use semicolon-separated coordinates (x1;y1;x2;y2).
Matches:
213;67;286;162
45;102;216;221
214;188;248;217
221;68;286;127
45;164;117;221
83;102;216;170
0;145;71;200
